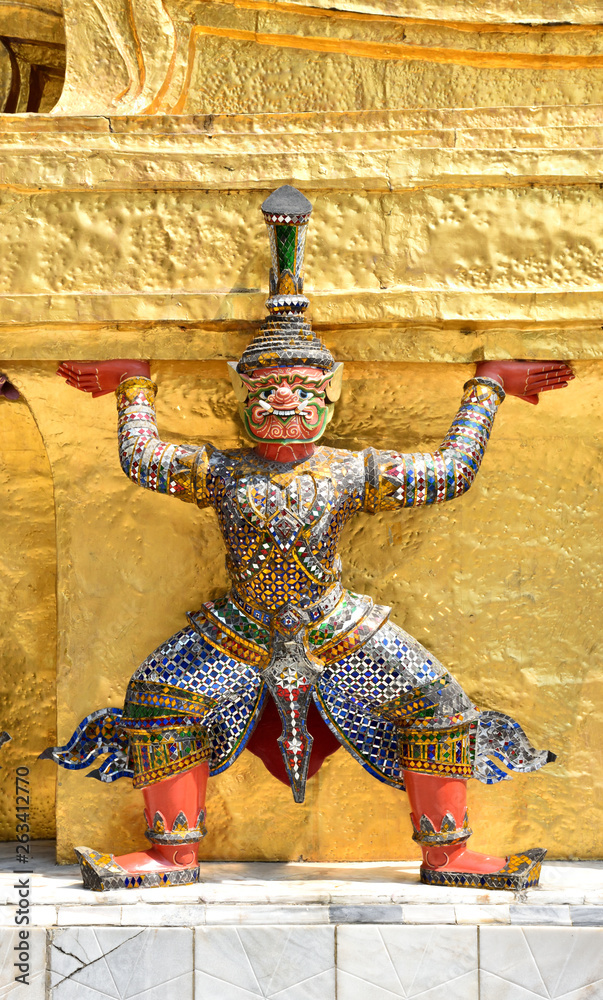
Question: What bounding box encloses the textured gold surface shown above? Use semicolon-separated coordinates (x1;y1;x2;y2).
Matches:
2;185;602;295
0;0;63;45
268;1;603;22
0;111;602;347
0;394;56;841
53;0;603;114
5;360;600;862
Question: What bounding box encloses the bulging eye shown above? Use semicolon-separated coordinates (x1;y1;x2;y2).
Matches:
259;389;273;400
297;389;314;401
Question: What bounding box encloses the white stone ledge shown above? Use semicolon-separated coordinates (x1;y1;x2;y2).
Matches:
0;842;601;929
272;0;603;26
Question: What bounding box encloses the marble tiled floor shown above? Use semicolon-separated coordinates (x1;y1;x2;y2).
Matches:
0;842;602;998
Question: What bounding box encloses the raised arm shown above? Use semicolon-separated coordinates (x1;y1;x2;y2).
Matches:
363;360;573;513
57;360;211;507
116;376;210;505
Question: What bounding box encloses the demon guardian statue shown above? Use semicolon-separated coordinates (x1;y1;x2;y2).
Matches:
43;186;573;891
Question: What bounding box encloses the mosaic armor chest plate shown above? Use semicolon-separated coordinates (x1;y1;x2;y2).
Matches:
207;447;365;614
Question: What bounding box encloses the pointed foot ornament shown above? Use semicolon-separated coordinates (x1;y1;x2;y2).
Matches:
420;847;547;890
74;847;201;892
74;807;206;890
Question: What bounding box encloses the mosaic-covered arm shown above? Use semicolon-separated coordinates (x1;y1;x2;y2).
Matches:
116;376;211;505
363;377;505;512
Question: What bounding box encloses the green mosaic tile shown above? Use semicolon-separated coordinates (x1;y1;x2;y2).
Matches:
275;224;296;272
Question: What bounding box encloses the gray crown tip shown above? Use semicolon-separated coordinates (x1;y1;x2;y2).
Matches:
261;185;312;216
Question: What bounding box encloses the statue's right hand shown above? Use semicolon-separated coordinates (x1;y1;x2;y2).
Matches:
56;360;151;397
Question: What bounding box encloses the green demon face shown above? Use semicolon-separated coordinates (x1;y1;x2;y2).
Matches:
228;364;343;445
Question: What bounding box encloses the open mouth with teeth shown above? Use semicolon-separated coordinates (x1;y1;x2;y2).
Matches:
245;401;329;441
258;402;314;417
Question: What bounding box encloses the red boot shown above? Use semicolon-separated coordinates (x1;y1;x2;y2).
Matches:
75;763;209;891
404;770;546;890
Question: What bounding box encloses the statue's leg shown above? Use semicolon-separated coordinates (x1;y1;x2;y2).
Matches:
403;769;504;874
112;760;209;874
317;616;549;889
402;762;546;889
74;759;209;890
49;621;264;889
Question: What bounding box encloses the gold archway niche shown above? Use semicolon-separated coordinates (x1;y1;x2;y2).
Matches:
0;381;56;840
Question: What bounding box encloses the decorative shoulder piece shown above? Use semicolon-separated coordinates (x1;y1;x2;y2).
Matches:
463;376;506;405
116;376;158;406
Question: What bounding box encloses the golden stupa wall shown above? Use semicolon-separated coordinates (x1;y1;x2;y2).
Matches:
0;0;601;863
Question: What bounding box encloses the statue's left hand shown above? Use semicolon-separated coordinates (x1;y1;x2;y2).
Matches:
57;360;151;397
475;360;574;405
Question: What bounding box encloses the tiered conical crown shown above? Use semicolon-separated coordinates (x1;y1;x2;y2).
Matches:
236;185;334;374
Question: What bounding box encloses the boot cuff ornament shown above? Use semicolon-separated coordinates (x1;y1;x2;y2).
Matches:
237;185;334;374
144;808;207;845
412;810;473;846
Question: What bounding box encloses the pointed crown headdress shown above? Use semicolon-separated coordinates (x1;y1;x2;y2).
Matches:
236;185;335;374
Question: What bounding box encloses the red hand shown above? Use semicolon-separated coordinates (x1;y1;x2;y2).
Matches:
56;360;151;397
475;360;574;405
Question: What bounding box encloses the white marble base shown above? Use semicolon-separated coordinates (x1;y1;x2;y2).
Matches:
0;843;601;999
49;927;193;999
338;924;479;1000
480;926;603;1000
194;926;335;999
